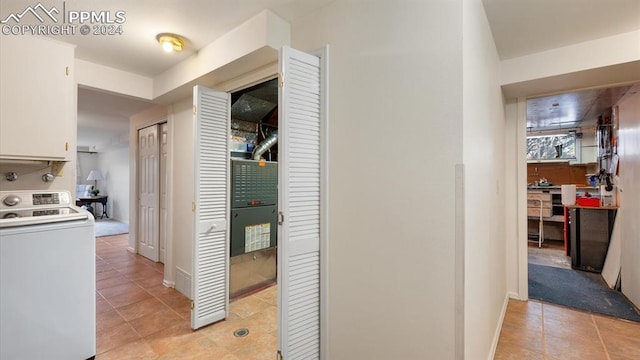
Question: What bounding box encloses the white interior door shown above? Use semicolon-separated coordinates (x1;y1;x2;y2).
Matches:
191;85;230;330
159;123;168;263
278;45;327;359
138;124;160;262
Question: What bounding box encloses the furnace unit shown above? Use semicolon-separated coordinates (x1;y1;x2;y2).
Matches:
229;159;277;298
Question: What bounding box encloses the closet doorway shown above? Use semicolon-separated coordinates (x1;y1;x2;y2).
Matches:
137;122;169;263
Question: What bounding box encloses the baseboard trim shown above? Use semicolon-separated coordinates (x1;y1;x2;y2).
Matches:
488;293;510;360
508;291;526;301
126;246;135;254
175;267;192;300
162;279;175;288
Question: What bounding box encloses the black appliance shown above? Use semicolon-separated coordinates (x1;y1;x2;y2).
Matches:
569;207;616;272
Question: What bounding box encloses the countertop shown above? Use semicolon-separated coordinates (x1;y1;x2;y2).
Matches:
566;205;618;210
528;186;600;191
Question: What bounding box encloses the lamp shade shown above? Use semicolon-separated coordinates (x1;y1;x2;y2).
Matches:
86;170;104;181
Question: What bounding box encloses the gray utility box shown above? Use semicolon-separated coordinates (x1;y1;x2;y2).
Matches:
230;159;278;257
231;159;278;256
229;159;278;299
231;205;277;257
231;159;277;208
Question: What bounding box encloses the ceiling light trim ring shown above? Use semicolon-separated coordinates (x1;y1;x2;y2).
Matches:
156;33;185;52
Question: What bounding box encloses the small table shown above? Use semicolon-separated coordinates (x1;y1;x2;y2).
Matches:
76;195;109;219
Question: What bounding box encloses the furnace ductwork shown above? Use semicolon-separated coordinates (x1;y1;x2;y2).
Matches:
252;130;278;160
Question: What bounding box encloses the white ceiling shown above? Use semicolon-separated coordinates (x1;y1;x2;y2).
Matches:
76;87;155;148
482;0;640;132
3;0;639;146
483;0;640;60
1;0;336;76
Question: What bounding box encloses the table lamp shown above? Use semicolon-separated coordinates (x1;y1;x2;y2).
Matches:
87;170;104;196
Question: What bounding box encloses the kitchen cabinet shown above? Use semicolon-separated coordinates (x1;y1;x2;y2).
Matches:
527;192;552;218
527;187;600;243
0;36;75;160
527;190;562;242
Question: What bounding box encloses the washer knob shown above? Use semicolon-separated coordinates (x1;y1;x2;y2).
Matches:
3;195;21;207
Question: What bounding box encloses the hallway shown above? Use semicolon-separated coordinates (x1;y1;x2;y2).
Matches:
95;234;640;359
95;234;276;359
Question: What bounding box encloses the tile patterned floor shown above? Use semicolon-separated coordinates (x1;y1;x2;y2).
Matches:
97;234;639;359
495;299;640;360
95;234;277;360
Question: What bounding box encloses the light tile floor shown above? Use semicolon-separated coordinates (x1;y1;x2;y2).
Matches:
97;234;640;359
495;299;640;360
95;234;277;360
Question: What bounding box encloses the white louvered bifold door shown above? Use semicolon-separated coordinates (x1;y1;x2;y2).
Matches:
278;46;327;360
192;85;230;330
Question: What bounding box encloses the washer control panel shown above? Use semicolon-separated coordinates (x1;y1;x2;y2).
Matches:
0;191;71;210
2;195;21;207
33;193;61;206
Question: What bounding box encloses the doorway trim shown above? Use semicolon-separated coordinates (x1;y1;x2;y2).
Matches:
516;97;529;300
509;67;640;301
131;115;174;287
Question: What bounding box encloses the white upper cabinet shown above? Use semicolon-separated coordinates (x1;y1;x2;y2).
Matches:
0;35;75;160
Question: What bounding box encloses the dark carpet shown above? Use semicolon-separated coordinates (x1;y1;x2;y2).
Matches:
529;263;640;322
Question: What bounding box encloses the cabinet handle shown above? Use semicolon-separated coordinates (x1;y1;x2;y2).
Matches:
65;66;69;76
65;142;69;151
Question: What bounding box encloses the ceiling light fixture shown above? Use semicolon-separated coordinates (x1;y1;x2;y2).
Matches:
156;33;185;53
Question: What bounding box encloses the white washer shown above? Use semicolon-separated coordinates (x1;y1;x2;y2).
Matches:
0;190;96;360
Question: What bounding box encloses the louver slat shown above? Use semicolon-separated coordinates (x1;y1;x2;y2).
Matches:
192;86;230;330
279;46;325;360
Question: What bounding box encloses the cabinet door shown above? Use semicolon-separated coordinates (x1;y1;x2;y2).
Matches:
0;36;74;160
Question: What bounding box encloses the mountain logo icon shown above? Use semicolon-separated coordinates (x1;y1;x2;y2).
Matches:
1;2;60;24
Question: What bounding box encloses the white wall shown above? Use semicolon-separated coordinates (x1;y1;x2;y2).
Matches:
76;59;153;100
462;0;507;358
78;147;129;221
616;89;640;307
167;97;194;297
97;147;130;222
77;152;99;188
292;1;463;358
501;30;640;90
0;161;75;193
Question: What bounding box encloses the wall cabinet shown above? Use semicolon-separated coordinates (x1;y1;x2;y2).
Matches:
0;36;75;160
